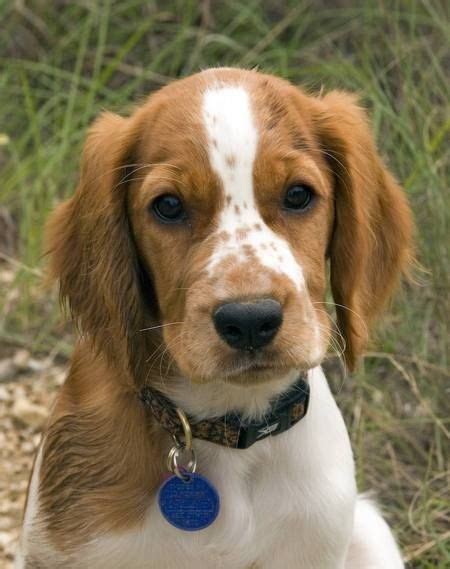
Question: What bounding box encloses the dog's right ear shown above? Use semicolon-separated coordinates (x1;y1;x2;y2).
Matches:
46;112;154;384
310;92;413;370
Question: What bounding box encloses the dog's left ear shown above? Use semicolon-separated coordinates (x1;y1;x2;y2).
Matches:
311;91;413;369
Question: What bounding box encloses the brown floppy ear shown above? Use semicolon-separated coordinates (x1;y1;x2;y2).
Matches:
46;112;155;384
312;92;413;369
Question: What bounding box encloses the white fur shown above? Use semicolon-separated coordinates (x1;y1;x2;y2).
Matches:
15;443;43;568
168;368;300;420
346;498;404;568
16;441;64;568
202;85;305;290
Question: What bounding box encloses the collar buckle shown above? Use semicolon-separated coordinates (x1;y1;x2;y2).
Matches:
236;406;298;449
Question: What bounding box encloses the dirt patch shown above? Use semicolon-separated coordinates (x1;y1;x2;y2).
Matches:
0;353;66;568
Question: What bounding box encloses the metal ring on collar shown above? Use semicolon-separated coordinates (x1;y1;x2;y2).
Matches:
166;444;196;473
167;445;197;480
173;446;197;480
175;407;193;450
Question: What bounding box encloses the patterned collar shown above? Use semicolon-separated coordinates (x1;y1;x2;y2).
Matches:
139;373;310;449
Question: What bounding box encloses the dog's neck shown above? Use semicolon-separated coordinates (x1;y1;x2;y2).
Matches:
154;368;303;421
140;371;310;449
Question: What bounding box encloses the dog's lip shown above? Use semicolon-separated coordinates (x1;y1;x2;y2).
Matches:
223;357;291;379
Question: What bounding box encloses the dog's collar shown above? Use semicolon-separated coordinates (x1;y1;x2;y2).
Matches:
139;373;310;449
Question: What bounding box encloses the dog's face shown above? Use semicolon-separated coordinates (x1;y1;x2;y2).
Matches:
47;69;412;388
128;72;333;384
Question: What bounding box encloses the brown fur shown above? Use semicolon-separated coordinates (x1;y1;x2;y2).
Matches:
39;343;166;549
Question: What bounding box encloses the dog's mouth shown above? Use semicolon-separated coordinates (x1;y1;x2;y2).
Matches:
218;352;298;385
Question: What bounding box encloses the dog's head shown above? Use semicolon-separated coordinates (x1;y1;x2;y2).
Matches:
47;68;412;388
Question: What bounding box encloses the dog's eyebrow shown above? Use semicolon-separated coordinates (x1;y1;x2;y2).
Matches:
291;134;311;152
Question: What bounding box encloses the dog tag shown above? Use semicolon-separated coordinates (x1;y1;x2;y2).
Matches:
158;472;220;531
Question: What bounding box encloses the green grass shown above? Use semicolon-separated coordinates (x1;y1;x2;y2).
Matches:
0;0;448;566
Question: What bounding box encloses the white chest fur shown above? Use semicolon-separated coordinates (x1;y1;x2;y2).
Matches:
74;367;356;569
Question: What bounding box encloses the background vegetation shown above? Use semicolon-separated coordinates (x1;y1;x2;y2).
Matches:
0;0;448;566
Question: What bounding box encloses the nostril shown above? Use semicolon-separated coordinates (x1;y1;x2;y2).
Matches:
213;304;248;349
224;325;242;342
259;321;278;337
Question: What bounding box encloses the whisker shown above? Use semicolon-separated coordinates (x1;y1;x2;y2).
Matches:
312;301;368;336
139;322;184;333
157;331;185;383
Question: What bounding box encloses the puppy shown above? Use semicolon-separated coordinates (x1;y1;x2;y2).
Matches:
17;68;412;568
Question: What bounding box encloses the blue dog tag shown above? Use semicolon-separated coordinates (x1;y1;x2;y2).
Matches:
158;472;220;531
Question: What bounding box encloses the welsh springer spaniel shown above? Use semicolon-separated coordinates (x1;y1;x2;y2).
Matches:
17;68;412;568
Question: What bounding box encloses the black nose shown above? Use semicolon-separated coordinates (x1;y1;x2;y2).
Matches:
213;299;283;351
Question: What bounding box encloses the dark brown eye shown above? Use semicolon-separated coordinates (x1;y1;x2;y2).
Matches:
283;184;314;211
152;194;186;223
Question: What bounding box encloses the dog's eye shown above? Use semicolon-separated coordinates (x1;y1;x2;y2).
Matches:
283;184;314;211
152;194;186;223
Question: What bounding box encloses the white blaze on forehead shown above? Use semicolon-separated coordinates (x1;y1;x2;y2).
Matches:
202;85;304;288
